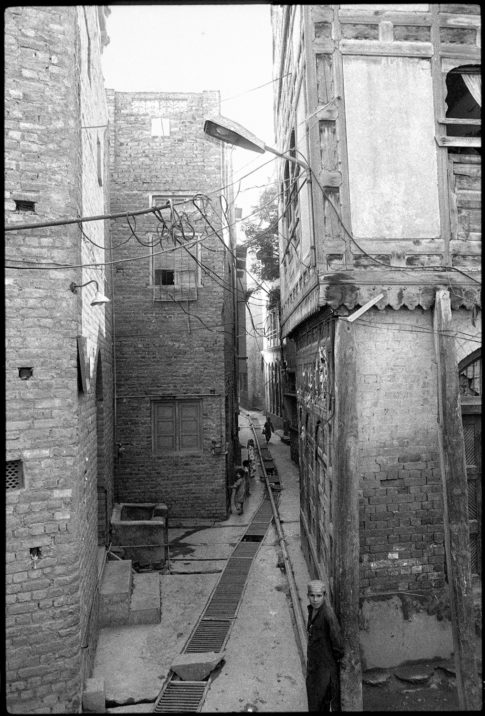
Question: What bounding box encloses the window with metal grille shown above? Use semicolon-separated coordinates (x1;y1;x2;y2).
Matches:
459;349;481;578
6;460;24;490
462;415;481;576
152;399;202;455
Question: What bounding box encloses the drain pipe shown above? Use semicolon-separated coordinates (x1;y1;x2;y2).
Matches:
248;415;308;668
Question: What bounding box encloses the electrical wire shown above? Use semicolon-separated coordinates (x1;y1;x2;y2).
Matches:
310;167;481;286
5;234;203;270
220;73;291;105
353;316;482;343
6;169;300;286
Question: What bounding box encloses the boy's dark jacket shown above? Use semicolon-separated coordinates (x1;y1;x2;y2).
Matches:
306;600;344;708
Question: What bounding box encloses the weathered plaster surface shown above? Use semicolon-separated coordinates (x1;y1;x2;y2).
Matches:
343;55;440;239
360;596;453;668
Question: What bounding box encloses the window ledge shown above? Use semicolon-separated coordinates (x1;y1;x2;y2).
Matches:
153;287;198;301
435;136;481;147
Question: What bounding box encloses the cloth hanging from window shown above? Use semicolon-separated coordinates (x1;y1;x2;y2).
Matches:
462;74;481;107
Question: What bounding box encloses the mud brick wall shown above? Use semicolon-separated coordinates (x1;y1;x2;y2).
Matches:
5;7;113;713
108;90;232;520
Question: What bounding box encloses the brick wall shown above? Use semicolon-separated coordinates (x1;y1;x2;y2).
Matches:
296;305;480;606
76;5;114;687
108;90;235;520
355;308;445;595
5;7;112;712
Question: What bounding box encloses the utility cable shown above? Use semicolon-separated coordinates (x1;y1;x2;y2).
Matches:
310;167;481;286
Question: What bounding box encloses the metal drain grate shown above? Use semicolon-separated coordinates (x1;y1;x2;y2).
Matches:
203;558;253;618
153;494;277;712
254;500;273;518
245;508;273;536
153;680;208;712
184;619;231;653
244;524;268;538
231;541;261;558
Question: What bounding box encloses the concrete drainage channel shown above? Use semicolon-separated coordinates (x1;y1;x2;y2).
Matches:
152;417;307;713
152;499;274;712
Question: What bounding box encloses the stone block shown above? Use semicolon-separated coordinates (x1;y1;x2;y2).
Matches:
129;572;161;625
170;651;225;681
395;663;433;684
99;560;132;627
83;677;105;713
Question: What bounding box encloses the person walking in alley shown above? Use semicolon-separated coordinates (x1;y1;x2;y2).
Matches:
306;579;344;712
247;438;257;480
242;459;251;497
230;466;246;515
262;416;274;444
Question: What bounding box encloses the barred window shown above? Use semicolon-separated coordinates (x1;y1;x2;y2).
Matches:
6;460;24;490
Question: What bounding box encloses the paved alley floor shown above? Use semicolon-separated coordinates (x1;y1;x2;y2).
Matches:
92;409;310;713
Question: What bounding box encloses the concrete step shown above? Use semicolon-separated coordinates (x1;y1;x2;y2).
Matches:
99;559;133;627
129;572;161;625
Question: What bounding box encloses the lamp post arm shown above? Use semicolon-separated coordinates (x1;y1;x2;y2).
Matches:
263;144;309;170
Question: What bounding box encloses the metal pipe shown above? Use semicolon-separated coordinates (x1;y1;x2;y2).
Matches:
248;415;308;668
5;202;170;232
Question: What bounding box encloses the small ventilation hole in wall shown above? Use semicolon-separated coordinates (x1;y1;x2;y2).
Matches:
6;460;24;490
15;199;36;212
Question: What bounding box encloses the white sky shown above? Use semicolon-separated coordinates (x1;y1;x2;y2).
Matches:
101;4;276;215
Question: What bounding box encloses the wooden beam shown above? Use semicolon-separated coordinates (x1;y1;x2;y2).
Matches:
338;10;432;26
334;319;362;711
318;170;342;188
435;136;481;147
433;288;481;711
339;39;433;56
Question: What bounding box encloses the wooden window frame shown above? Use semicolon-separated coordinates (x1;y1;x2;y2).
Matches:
152;398;203;455
436;63;481;150
149;194;202;299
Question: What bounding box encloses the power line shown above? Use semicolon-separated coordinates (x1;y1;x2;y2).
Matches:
220;73;291;104
354;316;482;343
310;168;481;287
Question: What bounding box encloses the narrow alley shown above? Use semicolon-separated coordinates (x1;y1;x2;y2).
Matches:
5;6;481;714
91;410;310;713
90;409;478;713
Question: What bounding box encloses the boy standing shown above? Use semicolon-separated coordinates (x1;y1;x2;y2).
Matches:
231;467;246;515
306;579;344;712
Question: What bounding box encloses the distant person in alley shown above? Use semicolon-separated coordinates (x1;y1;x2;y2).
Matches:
306;579;344;712
262;416;274;444
242;460;251;497
246;438;257;480
231;466;246;515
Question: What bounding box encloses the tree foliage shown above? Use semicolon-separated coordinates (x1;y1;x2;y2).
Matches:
242;185;279;282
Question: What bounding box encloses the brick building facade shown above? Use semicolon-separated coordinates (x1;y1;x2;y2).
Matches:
5;6;113;713
271;4;481;707
107;90;239;520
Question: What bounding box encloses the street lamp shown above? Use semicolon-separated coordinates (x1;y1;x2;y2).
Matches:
69;279;110;306
203;115;308;171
